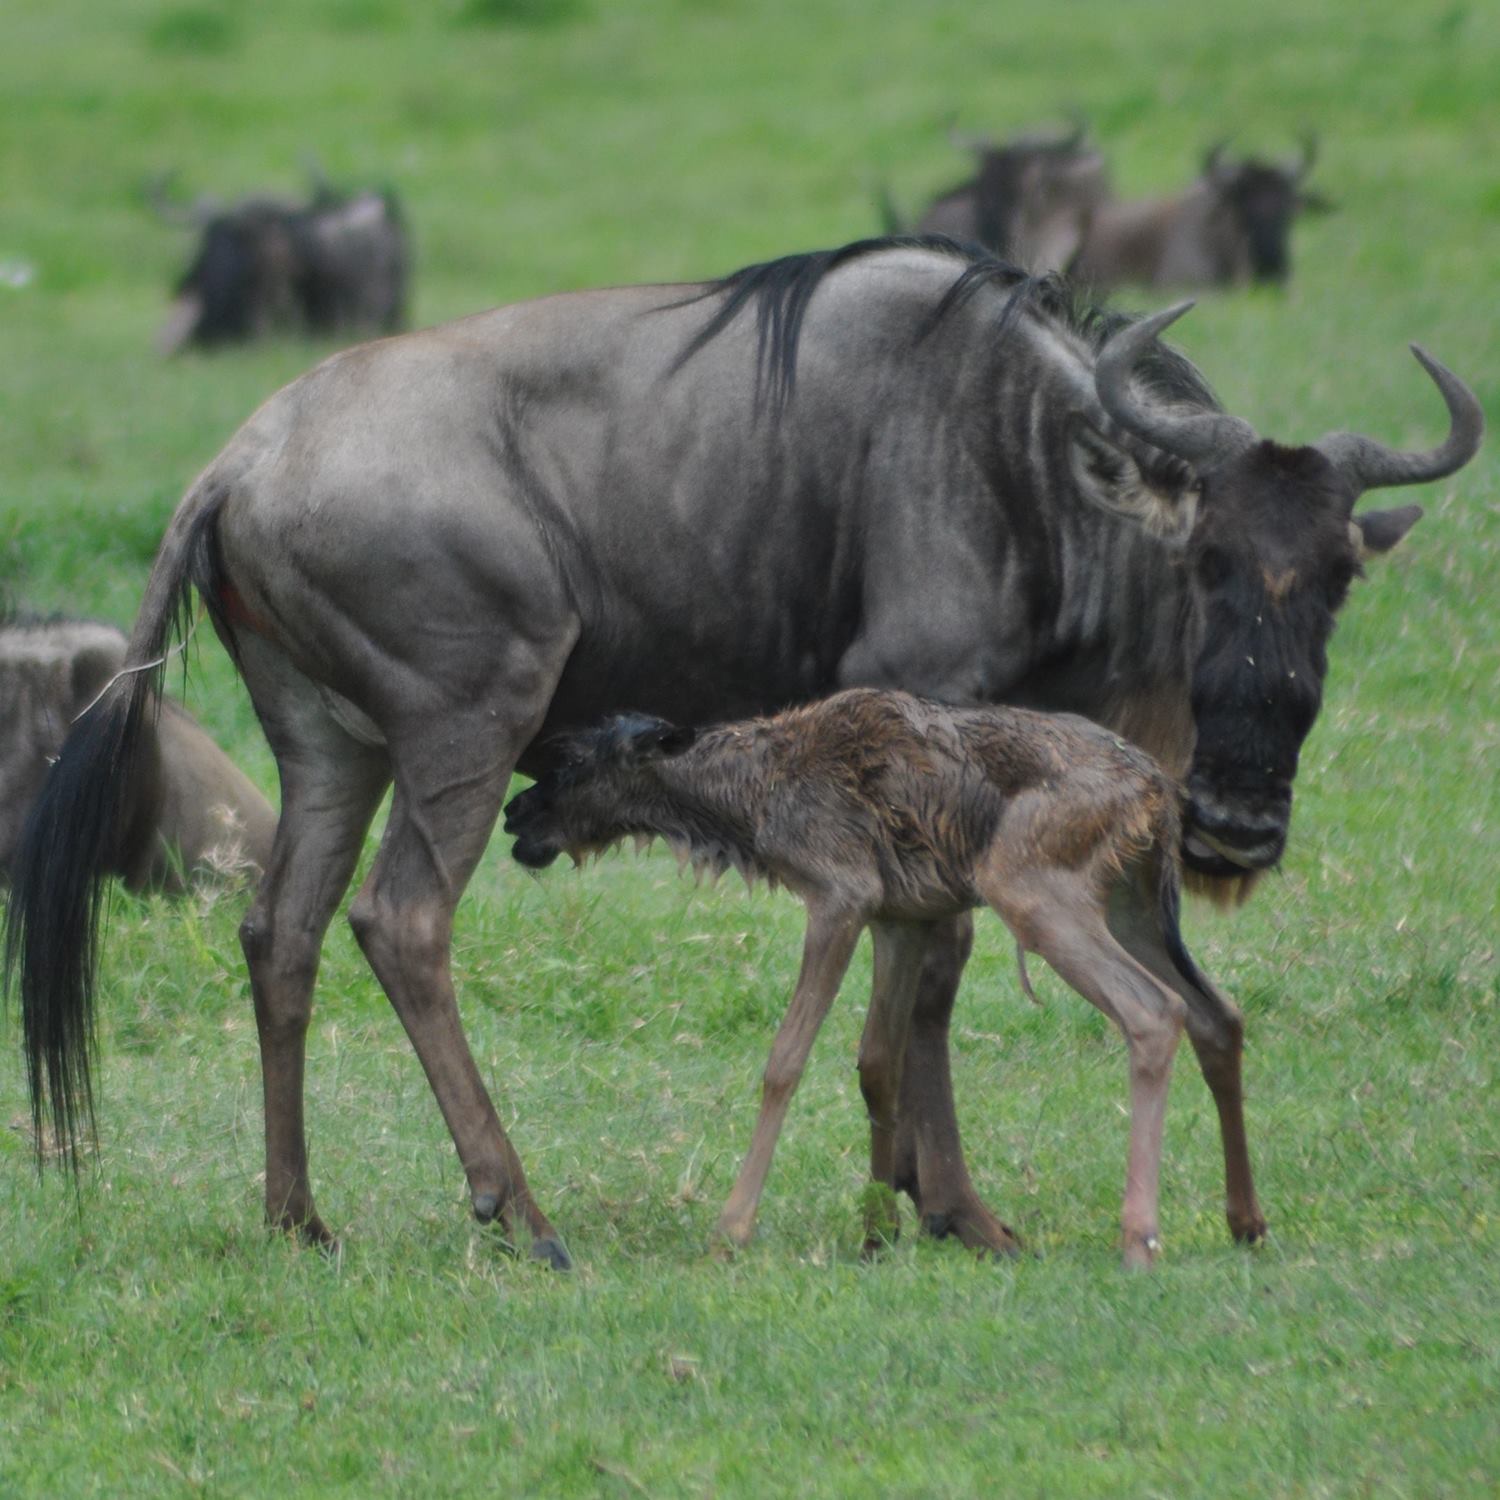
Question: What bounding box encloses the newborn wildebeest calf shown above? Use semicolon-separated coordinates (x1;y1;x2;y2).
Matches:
505;688;1264;1268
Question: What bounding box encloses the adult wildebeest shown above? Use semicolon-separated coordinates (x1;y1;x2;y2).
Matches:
5;236;1480;1268
153;176;409;354
1;616;274;889
898;125;1112;274
1070;140;1331;292
505;688;1255;1268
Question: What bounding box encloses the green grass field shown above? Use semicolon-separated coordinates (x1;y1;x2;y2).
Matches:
2;1;1497;1494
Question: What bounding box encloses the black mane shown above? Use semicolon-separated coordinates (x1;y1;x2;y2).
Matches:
673;234;1223;420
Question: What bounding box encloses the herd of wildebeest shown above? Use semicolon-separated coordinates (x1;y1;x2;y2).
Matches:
2;122;1485;1270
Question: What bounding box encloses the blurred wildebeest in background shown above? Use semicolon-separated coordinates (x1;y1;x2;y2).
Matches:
1071;138;1331;291
1;615;274;889
506;688;1263;1268
891;123;1112;273
151;172;410;354
7;237;1479;1265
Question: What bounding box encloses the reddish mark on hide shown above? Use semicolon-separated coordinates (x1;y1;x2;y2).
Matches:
218;581;272;636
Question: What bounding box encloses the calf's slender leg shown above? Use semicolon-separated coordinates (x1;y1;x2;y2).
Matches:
857;920;928;1252
1106;870;1266;1245
887;915;1021;1255
990;873;1185;1268
714;905;864;1250
233;633;391;1246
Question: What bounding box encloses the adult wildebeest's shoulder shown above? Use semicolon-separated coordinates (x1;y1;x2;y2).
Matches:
7;235;1482;1265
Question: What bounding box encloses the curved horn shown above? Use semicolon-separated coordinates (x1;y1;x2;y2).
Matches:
1315;346;1484;491
1094;302;1258;467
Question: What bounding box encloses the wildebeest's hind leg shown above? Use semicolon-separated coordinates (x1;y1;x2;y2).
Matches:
886;914;1021;1256
987;871;1186;1269
232;633;392;1247
1105;862;1267;1246
347;705;571;1269
713;904;864;1251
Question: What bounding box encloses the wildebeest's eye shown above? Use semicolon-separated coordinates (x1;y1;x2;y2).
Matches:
1194;544;1233;589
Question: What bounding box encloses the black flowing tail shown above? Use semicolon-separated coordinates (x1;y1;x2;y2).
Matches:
3;477;230;1168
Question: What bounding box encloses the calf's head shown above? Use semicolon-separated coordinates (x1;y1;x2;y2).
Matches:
505;714;696;869
1075;303;1482;886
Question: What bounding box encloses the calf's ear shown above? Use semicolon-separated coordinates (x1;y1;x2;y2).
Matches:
1349;503;1422;560
647;724;697;758
1067;416;1197;545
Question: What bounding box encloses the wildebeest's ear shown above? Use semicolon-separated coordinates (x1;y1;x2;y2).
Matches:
1349;503;1422;560
1066;416;1197;545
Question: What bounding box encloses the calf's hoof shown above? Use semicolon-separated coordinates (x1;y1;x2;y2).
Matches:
1122;1233;1160;1271
1229;1212;1268;1246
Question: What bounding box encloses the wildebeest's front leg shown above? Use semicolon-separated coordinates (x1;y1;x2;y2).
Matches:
232;632;392;1247
888;914;1021;1255
714;904;864;1250
348;704;572;1269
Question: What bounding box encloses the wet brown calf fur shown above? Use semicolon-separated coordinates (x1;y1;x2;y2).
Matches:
505;688;1267;1268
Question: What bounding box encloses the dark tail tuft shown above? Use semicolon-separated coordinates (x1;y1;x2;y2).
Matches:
2;477;229;1170
4;692;151;1168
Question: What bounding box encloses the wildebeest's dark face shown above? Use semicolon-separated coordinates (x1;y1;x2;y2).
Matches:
1219;162;1303;282
1175;446;1421;878
1084;303;1480;887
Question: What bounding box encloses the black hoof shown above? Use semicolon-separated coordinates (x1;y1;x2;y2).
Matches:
530;1236;573;1272
472;1192;501;1224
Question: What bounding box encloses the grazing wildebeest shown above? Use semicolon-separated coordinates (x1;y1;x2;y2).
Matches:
1;616;274;889
505;688;1254;1267
900;125;1112;273
5;237;1480;1268
154;176;409;354
1070;140;1331;291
